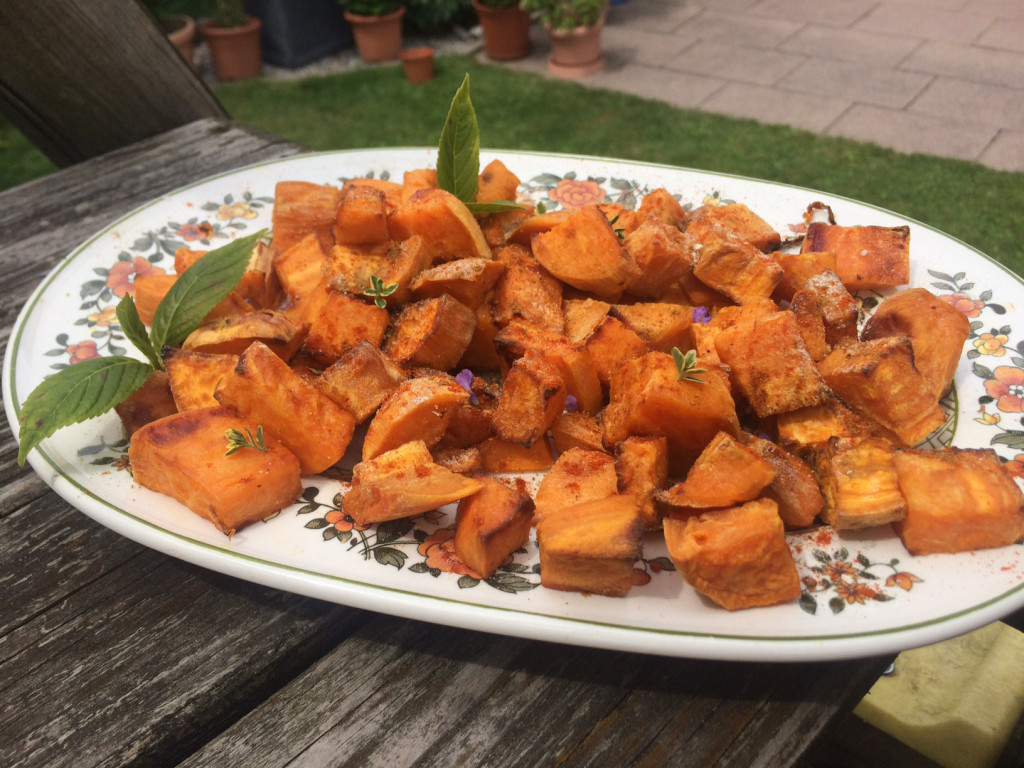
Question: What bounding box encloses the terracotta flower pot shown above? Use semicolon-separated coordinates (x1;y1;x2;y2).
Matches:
343;7;405;63
163;14;197;67
547;18;605;78
472;1;531;61
400;46;435;83
200;16;263;81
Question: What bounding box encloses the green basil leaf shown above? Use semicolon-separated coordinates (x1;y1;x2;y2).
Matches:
437;74;480;205
465;200;529;215
17;356;153;465
116;294;161;370
150;229;266;351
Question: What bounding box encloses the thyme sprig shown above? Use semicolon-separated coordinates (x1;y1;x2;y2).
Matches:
363;274;399;308
225;426;268;456
671;347;707;384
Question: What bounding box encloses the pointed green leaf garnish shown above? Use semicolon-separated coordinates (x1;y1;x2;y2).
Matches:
437;74;480;206
17;356;154;465
116;294;161;370
465;199;528;215
225;426;267;456
671;347;707;384
150;228;266;351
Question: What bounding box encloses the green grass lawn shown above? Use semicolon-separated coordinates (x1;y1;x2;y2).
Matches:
4;55;1022;275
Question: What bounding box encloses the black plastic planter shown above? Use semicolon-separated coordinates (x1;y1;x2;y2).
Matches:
244;0;353;68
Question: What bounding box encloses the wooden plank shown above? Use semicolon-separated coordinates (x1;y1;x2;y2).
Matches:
0;0;226;166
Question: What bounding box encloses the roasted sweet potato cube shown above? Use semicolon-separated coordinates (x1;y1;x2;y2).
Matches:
342;177;403;211
492;244;564;333
893;448;1024;555
664;498;801;610
659;431;775;510
820;337;946;447
133;273;178;326
861;287;970;399
436;378;499;450
215;341;356;474
401;168;438;202
788;290;830;362
776;396;898;456
801;222;910;291
678;267;732;310
362;374;470;461
584;315;651;386
115;370;177;437
271;181;340;254
478;436;554;472
342;440;483;525
536;494;643;597
506;209;571;246
455;474;534;578
622;219;693;298
302;291;390;366
615;436;669;530
431;446;482;476
687;203;781;253
610;302;694;354
637;187;687;227
183;309;308;361
691;230;782;305
459;303;504;372
128;405;302;536
814;437;906;530
388;187;491;263
773;250;837;302
562;297;610;344
742;435;823;529
534;447;619;521
478;206;532;250
802;270;858;347
316;341;407;423
492;349;567;447
330;236;432;308
384;295;477;370
531;205;641;302
335;184;389;245
550;411;607;454
163;348;239;411
409;257;505;310
714;310;830;417
274;232;327;303
477;158;521;204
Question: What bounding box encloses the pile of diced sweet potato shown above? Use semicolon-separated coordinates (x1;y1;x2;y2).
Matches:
121;158;1024;610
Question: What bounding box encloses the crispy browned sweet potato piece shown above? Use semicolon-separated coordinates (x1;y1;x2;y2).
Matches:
388;188;491;263
455;474;534;578
788;290;830;362
362;374;470;461
506;210;571;246
584;315;651;386
615;436;669;530
115;370;178;437
678;267;733;310
531;205;641;302
492;349;567;447
401;169;438;202
622;219;693;298
342;440;483;525
409;257;505;310
129;405;302;536
861;287;970;399
215;341;355;474
742;434;823;529
492;244;564;333
714;310;830;418
814;436;906;530
686;203;781;253
550;411;607;454
163;348;239;411
302;291;390;366
610;302;694;353
459;303;504;372
776;396;899;456
602;351;740;474
773;250;837;302
893;448;1024;555
334;184;389;245
802;270;858;348
477;158;521;204
315;340;407;423
659;431;776;510
274;232;328;304
477;436;554;472
664;498;801;610
562;297;610;344
183;309;308;361
637;188;687;227
271;181;341;255
691;228;783;305
819;337;946;447
343;177;404;211
432;446;482;475
801;222;910;291
329;235;432;308
536;494;643;597
534;447;619;521
384;295;477;371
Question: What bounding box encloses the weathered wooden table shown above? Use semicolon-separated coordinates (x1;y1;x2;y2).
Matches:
1;118;1009;767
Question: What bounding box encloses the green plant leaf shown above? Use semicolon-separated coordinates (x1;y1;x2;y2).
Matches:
115;294;161;370
436;74;480;205
465;200;528;215
150;229;266;351
17;356;154;465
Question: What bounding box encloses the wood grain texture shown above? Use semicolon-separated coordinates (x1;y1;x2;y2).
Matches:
0;119;896;768
0;0;226;166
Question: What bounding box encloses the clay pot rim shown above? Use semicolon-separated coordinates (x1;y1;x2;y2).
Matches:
343;7;406;23
400;46;435;61
198;15;262;37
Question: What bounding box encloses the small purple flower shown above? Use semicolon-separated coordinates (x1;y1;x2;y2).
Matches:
564;395;578;413
692;306;711;324
455;368;479;405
